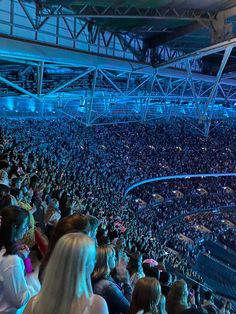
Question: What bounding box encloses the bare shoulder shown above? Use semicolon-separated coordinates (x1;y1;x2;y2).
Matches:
23;296;36;314
91;294;109;314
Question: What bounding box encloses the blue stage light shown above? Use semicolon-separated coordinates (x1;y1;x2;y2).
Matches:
28;98;36;112
5;97;14;110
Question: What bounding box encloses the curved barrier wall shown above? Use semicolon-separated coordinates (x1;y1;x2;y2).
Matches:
124;173;236;197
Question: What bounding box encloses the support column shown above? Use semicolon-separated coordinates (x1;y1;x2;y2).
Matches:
86;68;97;126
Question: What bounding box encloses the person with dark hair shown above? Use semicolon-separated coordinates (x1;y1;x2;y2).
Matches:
0;205;40;313
59;192;72;218
191;283;200;307
44;198;61;240
144;266;160;281
127;253;145;289
0;160;10;172
201;291;220;314
128;277;162;314
157;256;166;272
86;214;100;241
0;171;11;209
160;271;172;298
38;214;90;282
12;188;36;248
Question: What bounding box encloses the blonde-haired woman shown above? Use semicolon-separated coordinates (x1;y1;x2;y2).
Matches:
23;233;108;314
128;277;162;314
92;245;132;314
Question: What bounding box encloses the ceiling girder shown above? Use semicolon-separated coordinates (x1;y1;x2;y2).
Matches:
38;4;217;22
145;22;203;49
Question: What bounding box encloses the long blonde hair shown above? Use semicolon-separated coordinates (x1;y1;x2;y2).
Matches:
92;245;115;281
33;233;96;314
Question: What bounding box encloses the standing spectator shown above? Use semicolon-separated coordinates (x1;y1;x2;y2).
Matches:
127;253;145;289
24;233;108;314
92;245;132;314
128;277;162;314
0;205;40;314
201;291;220;314
38;214;90;282
166;280;190;314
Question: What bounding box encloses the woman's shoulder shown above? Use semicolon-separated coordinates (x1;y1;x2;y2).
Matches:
23;296;37;314
0;250;23;269
90;294;108;314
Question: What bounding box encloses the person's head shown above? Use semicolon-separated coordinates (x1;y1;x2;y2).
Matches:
30;175;39;189
86;214;100;240
129;277;161;314
97;235;111;246
0;205;29;254
11;188;23;201
39;215;91;282
0;183;10;198
92;245;116;281
160;271;172;287
49;198;59;210
127;253;143;276
0;160;10;172
1;194;18;207
34;233;96;314
166;280;189;314
204;290;213;302
115;237;126;252
225;301;231;310
11;177;21;189
145;266;160;280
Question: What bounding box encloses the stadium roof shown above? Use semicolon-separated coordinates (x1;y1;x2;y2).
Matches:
1;0;236;134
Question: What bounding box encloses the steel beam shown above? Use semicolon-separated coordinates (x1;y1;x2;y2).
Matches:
99;69;125;97
127;76;152;96
39;5;216;22
156;37;236;70
43;67;95;97
186;60;202;120
0;75;41;101
37;61;44;96
2;36;236;88
86;68;97;126
142;74;156;122
203;45;233;115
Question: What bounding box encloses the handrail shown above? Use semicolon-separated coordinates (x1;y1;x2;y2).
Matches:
124;172;236;197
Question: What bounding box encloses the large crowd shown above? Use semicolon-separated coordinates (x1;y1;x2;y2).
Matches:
0;117;235;314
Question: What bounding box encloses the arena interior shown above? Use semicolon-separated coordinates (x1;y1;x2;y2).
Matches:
0;1;236;314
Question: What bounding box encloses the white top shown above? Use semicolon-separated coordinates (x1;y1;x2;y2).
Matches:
0;249;40;314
